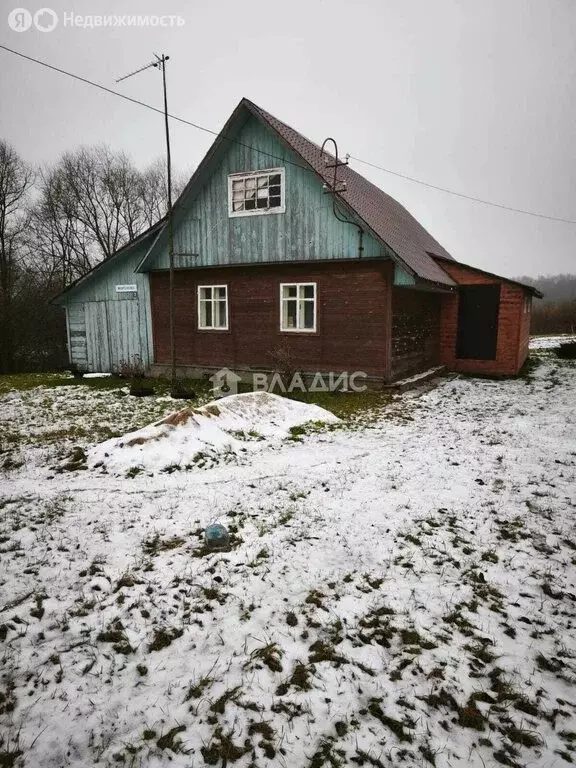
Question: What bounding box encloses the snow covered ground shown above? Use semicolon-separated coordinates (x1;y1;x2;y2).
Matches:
1;341;575;768
530;334;576;350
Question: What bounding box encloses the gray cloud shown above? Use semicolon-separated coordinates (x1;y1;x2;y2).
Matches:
1;0;575;277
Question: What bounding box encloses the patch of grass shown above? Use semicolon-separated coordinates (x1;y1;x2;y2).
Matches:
201;728;250;766
503;725;544;748
458;699;486;731
367;699;413;743
185;676;212;701
464;641;497;665
309;736;347;768
96;618;133;654
142;532;185;556
148;626;184;652
276;663;312;695
357;606;397;647
305;589;326;609
246;642;283;673
210;687;242;715
400;628;436;649
285;389;394;423
535;652;563;673
156;725;187;753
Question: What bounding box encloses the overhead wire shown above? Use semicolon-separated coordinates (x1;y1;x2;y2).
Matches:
2;43;576;225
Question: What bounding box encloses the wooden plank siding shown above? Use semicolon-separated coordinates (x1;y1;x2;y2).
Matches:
85;302;111;371
150;261;394;378
144;115;390;272
67;303;88;369
60;238;154;372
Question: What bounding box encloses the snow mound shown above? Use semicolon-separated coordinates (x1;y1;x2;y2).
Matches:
88;390;339;473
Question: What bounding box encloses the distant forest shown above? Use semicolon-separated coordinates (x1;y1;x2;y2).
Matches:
514;274;576;335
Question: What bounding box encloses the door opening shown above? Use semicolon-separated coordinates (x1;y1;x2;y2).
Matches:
456;284;500;360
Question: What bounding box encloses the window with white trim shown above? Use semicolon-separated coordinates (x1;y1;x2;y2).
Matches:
523;295;532;314
228;168;285;217
198;285;228;330
280;283;316;332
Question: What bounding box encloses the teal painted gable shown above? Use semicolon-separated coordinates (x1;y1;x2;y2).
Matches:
393;265;416;286
143;115;389;271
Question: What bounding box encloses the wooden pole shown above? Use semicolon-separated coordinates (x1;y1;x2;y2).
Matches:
160;55;176;391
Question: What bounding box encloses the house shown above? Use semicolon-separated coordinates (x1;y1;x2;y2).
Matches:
54;98;542;384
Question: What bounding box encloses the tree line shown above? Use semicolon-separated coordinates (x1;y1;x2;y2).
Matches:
514;274;576;335
0;139;183;373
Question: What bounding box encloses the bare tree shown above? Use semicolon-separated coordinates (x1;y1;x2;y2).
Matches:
55;145;141;258
137;157;187;228
1;140;188;372
30;166;93;288
32;146;186;286
0;140;34;372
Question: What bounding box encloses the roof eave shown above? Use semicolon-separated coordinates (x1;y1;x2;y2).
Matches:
431;253;544;298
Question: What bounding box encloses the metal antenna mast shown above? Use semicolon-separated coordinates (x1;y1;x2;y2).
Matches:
117;54;176;392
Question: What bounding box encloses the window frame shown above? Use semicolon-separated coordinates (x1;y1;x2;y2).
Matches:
228;168;286;218
197;284;229;331
279;282;317;333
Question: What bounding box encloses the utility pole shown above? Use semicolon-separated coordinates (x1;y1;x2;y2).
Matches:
117;54;176;391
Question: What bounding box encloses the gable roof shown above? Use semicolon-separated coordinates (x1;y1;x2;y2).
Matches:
136;97;456;286
243;99;456;287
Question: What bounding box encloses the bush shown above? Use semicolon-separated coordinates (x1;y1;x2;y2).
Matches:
556;342;576;359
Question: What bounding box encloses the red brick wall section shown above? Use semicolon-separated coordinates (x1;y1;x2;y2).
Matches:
517;296;531;371
438;261;526;376
391;288;441;379
150;261;394;378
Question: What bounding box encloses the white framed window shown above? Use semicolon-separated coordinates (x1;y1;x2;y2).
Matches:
280;282;317;332
523;295;532;314
198;285;228;330
228;168;285;217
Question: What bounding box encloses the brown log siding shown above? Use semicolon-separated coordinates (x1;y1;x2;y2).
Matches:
150;261;394;377
391;288;441;379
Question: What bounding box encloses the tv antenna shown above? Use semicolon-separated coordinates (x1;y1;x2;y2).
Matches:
117;54;177;392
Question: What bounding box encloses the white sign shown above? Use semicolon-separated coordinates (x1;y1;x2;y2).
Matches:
115;284;137;293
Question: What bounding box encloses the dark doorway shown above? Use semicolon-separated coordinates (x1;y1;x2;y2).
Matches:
456;284;501;360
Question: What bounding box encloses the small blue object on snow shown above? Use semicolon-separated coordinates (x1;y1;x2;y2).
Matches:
204;523;230;550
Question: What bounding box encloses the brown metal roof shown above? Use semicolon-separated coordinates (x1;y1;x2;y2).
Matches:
244;99;457;288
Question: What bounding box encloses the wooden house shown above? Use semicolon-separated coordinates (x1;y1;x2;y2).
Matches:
54;98;541;383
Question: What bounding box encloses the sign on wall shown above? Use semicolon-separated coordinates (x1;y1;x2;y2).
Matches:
115;284;138;293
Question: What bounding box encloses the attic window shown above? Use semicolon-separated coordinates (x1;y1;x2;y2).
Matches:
228;168;285;217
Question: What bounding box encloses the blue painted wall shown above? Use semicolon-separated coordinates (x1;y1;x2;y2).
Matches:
56;237;155;371
144;115;391;271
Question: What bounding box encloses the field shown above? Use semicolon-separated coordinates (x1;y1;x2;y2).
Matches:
1;340;575;768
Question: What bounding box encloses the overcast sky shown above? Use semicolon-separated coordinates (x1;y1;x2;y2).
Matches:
1;0;575;279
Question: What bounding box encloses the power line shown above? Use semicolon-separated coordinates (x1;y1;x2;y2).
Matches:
2;43;576;226
348;155;576;225
0;44;313;175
